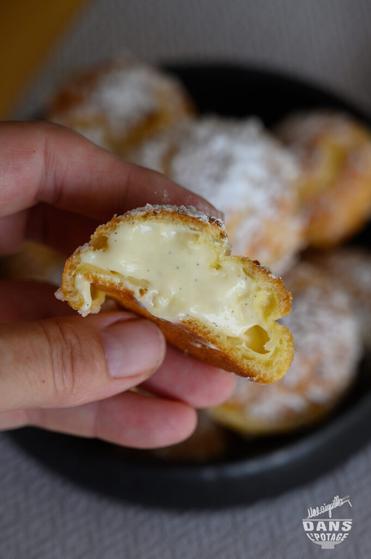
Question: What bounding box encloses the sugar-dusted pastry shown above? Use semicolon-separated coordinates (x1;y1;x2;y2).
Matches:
1;241;64;286
48;58;193;155
154;412;227;462
277;111;371;247
210;261;361;434
57;205;294;381
310;248;371;350
131;117;303;273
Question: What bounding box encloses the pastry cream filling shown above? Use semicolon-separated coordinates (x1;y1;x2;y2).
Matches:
77;221;272;353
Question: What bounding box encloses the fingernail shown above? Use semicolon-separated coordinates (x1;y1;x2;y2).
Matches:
101;319;165;378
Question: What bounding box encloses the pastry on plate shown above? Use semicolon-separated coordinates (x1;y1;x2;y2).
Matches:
48;57;193;155
277;111;371;247
310;248;371;349
1;241;64;286
57;204;294;381
132;117;303;273
210;261;361;434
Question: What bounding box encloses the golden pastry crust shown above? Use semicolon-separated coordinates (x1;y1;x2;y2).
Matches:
57;205;294;381
277;111;371;247
48;58;194;155
1;242;64;286
210;261;361;434
131;117;303;274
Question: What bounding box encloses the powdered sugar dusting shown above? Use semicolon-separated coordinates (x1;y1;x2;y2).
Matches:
125;203;224;228
53;60;187;142
278;111;360;150
133;117;303;271
311;248;371;349
277;111;371;179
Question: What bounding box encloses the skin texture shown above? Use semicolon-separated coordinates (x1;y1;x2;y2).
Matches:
0;122;235;448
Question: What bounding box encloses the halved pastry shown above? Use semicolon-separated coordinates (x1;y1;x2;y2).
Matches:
57;205;294;381
277;111;371;247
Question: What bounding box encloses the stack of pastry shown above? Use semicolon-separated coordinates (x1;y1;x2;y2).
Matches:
210;112;371;443
50;57;305;274
3;58;371;460
211;111;371;442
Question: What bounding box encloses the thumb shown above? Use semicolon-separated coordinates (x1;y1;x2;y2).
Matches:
0;312;165;411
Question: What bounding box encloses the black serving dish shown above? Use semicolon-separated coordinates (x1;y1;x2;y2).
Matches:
10;63;371;509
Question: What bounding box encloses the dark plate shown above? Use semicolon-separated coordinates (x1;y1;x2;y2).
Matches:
10;63;371;509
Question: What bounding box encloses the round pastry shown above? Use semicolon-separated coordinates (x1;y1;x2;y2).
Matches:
277;111;371;247
309;248;371;350
1;241;64;286
57;204;294;381
154;413;227;462
210;261;361;435
48;57;193;155
132;117;303;273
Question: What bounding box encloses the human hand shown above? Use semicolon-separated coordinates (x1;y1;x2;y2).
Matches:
0;122;235;448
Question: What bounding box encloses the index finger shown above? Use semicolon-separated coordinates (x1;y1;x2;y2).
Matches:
0;121;222;219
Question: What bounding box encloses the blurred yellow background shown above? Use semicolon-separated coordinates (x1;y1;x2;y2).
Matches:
0;0;87;118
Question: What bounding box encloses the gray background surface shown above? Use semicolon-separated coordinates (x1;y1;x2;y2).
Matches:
2;1;371;557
